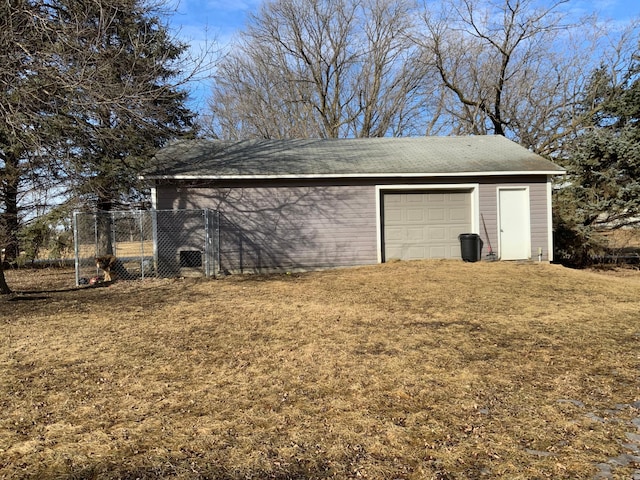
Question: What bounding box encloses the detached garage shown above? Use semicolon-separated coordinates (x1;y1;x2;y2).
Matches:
142;136;565;274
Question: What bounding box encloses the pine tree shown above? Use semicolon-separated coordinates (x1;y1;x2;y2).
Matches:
554;56;640;266
60;0;195;213
0;0;196;293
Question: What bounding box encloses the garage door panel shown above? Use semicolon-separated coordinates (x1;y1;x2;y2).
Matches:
406;208;425;222
383;191;471;261
385;226;404;241
407;246;426;259
449;194;468;204
386;245;404;259
427;226;446;240
428;208;446;221
385;195;403;204
428;246;447;257
407;227;425;241
406;194;425;203
450;225;469;237
449;207;470;221
385;207;404;222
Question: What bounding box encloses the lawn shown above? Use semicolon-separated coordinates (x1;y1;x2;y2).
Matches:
1;260;640;479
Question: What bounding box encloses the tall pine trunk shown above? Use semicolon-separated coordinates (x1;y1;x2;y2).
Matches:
96;197;114;256
1;152;20;263
0;259;11;294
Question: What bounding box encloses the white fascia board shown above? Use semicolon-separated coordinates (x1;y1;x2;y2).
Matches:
143;170;565;181
547;178;554;262
150;186;157;210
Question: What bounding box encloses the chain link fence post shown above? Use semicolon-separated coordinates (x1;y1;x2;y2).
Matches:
73;211;80;286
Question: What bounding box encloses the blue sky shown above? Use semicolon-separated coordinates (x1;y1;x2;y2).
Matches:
570;0;640;18
171;0;261;50
171;0;640;38
169;0;640;112
168;0;262;110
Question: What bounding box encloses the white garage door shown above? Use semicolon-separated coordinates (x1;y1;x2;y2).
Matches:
383;191;472;260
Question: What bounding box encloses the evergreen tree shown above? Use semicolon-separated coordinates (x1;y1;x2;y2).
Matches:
554;55;640;266
60;0;195;213
0;0;196;293
1;0;63;292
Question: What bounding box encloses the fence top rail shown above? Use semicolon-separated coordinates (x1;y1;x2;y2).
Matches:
74;209;219;214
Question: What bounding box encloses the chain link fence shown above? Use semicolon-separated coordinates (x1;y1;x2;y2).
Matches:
73;210;220;285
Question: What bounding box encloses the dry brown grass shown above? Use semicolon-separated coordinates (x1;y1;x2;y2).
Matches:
1;261;640;479
600;229;640;250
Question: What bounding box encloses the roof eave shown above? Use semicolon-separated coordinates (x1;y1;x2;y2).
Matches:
140;170;566;181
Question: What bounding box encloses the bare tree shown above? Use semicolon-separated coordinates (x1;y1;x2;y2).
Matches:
413;0;637;155
206;0;427;139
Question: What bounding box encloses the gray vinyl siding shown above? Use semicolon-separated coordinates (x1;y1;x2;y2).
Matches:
157;184;378;272
477;178;551;261
478;182;498;258
528;181;551;260
155;173;553;270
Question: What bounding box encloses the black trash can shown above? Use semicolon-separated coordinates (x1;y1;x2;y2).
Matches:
459;233;481;262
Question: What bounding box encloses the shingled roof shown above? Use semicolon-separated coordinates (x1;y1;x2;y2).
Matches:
141;136;564;180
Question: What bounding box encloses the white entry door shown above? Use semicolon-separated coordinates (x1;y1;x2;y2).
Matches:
498;188;531;260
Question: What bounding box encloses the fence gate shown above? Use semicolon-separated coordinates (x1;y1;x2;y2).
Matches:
73;209;220;285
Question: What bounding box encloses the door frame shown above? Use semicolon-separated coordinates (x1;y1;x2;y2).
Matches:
497;186;531;260
375;184;479;263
